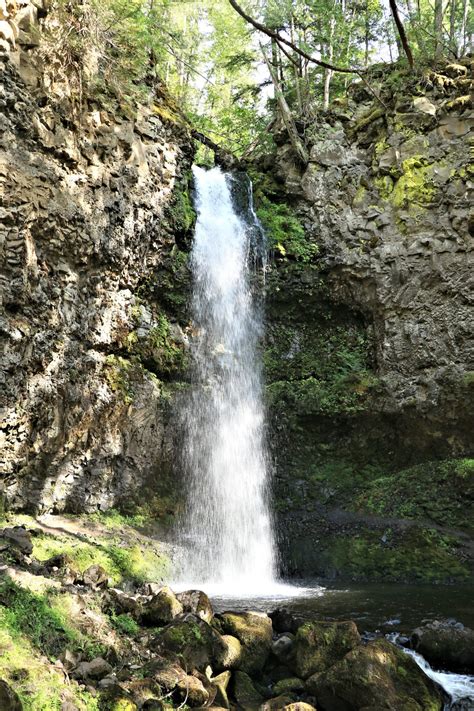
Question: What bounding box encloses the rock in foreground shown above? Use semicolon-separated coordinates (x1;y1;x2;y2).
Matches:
306;638;444;710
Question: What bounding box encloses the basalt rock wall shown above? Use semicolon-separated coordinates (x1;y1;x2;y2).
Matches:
0;0;194;515
257;63;474;582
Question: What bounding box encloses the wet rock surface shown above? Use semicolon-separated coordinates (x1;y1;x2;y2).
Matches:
306;638;444;710
412;621;474;673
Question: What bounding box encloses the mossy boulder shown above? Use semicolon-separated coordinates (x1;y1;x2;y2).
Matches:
219;611;273;675
261;695;297;710
153;615;226;670
273;677;305;695
140;586;183;626
175;674;210;707
214;634;243;671
306;638;444;710
232;671;263;709
142;654;186;692
412;622;474;673
176;589;213;623
293;620;361;679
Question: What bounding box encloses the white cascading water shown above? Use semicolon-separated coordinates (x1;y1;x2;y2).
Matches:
402;647;474;709
176;165;278;595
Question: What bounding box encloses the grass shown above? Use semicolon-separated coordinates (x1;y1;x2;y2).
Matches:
0;581;101;710
32;533;170;585
109;612;140;636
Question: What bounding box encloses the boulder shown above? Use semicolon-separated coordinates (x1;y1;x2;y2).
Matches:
73;657;113;681
282;705;317;711
0;527;33;555
232;671;263;710
125;679;162;707
219;611;272;675
59;649;80;672
306;638;444;711
177;589;213;623
412;621;474;673
153;615;226;670
82;564;108;588
0;680;23;710
140;586;183;626
293;621;361;679
214;634;242;671
270;608;303;634
175;674;210;707
108;588;145;618
271;634;295;664
260;696;295;711
273;678;305;695
142;655;186;692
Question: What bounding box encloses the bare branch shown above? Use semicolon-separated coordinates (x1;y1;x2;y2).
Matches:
227;0;360;74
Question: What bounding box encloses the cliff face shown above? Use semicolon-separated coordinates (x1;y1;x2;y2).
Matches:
1;4;473;583
258;63;474;582
0;1;194;515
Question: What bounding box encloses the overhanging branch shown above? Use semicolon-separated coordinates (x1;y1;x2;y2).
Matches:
227;0;360;74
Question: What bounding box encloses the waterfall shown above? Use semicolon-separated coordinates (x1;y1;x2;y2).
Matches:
177;165;277;595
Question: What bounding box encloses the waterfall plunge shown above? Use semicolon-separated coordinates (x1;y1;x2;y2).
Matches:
176;166;278;595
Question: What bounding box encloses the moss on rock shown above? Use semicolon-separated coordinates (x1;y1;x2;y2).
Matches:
306;638;443;710
293;620;360;678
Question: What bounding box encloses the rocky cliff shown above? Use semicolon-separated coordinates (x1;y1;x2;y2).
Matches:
0;0;194;516
255;62;474;582
1;2;473;584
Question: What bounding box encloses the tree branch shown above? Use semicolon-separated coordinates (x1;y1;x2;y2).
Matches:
227;0;360;74
388;0;415;67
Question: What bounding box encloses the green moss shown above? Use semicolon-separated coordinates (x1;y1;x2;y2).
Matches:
0;581;104;709
169;186;196;234
104;355;136;404
256;195;317;263
248;167;316;263
324;527;470;583
353;184;367;207
375;175;394;200
167;170;196;235
152;103;181;125
391;156;436;208
0;580;82;660
109;612;140;636
127;313;187;376
32;533;170;585
265;324;377;416
350;106;384;135
354;459;474;532
84;508;147;530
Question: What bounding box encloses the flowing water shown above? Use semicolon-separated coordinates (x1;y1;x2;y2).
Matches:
171;167;474;708
176;166;281;596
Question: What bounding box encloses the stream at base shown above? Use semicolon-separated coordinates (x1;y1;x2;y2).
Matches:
208;580;474;631
207;580;474;710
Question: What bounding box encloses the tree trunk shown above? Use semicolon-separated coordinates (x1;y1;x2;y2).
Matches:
389;0;414;67
261;46;309;165
434;0;444;58
323;16;336;110
448;0;456;54
460;0;468;53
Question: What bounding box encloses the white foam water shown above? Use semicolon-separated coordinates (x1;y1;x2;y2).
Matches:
401;645;474;709
175;166;282;597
